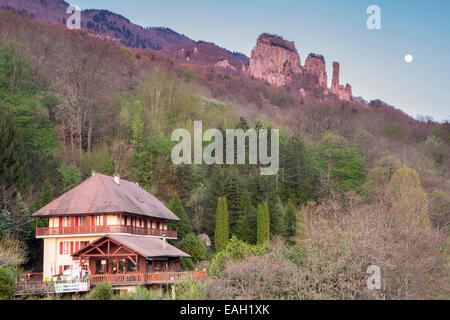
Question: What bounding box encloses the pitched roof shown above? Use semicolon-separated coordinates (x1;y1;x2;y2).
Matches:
74;234;191;259
32;173;179;221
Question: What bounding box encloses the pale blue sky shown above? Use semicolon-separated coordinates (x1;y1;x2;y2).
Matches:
71;0;450;122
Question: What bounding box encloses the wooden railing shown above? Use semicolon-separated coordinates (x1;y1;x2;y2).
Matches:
90;271;207;285
15;279;90;295
36;225;177;238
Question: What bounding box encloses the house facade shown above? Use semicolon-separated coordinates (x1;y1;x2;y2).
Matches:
32;173;190;283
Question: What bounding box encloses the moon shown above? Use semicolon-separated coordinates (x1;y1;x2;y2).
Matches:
404;54;414;63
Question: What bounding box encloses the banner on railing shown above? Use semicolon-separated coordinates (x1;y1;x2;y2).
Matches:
54;281;89;293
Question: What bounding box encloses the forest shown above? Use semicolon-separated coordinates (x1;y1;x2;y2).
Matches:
0;10;449;300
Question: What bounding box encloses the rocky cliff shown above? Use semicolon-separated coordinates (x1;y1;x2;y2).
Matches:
249;33;352;101
331;62;352;101
249;34;302;87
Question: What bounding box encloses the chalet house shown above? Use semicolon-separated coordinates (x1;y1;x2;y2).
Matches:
31;173;200;289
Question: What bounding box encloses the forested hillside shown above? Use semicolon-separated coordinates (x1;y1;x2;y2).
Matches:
0;10;449;299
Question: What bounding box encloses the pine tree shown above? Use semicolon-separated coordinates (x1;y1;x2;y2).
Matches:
284;201;297;240
168;193;193;241
0;106;29;193
257;202;270;245
234;192;257;244
215;197;229;252
269;195;285;236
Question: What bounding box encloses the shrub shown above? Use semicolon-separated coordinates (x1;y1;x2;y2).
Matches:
180;233;207;263
168;280;207;300
0;266;15;300
180;258;195;271
87;282;112;300
117;286;162;300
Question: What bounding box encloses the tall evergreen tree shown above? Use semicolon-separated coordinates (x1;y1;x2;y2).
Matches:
257;202;270;245
214;197;229;252
234;192;257;244
168;193;193;241
268;195;285;236
202;168;231;236
0;106;29;195
284;201;297;240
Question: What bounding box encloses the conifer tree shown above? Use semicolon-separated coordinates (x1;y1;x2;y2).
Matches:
257;202;270;245
284;201;297;240
168;193;193;241
214;197;229;252
234;192;257;244
0;106;29;193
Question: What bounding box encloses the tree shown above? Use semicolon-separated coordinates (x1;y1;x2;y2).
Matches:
0;266;15;300
0;40;31;96
257;202;270;245
268;195;285;236
280;135;319;204
0;106;29;194
0;194;33;243
215;197;229;252
318;131;365;193
180;233;207;263
169;194;193;241
284;201;297;240
389;166;430;228
234;192;257;244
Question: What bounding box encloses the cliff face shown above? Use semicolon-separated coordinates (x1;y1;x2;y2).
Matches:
331;62;352;101
249;34;302;87
304;55;327;89
249;33;352;101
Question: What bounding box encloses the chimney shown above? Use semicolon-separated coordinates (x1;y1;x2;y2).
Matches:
113;173;120;185
162;235;166;250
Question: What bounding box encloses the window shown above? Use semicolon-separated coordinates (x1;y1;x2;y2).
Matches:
80;241;89;249
62;217;70;227
79;216;87;226
95;216;103;226
62;241;70;255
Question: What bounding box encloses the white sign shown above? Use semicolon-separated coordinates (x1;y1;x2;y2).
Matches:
54;282;89;294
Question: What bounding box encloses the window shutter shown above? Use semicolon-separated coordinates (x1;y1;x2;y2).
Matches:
59;266;62;274
103;215;107;226
60;242;63;254
70;242;74;254
75;241;79;252
59;217;63;228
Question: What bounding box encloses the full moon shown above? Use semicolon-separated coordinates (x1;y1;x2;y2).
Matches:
404;54;414;63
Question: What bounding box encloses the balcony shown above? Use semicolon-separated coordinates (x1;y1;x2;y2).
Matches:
36;225;177;238
14;271;207;295
90;271;207;286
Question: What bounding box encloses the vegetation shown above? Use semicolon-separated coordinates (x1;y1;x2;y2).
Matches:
180;233;207;263
257;202;270;245
214;197;229;253
87;282;113;300
0;10;448;300
0;267;15;300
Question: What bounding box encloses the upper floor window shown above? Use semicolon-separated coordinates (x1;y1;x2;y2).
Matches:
79;216;87;226
62;217;70;227
95;216;103;226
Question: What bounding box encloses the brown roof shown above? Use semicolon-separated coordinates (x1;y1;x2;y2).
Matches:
32;173;179;221
74;234;191;259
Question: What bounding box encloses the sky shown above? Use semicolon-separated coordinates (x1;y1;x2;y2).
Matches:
71;0;450;122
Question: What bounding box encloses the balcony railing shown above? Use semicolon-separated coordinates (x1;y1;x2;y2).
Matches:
15;271;207;295
36;225;177;238
90;271;207;286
